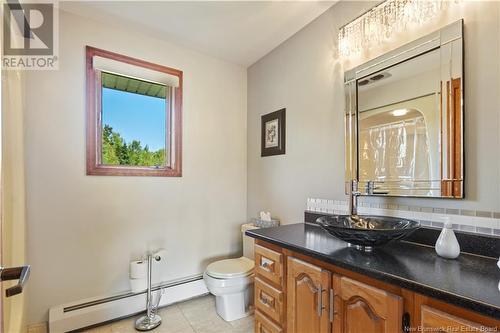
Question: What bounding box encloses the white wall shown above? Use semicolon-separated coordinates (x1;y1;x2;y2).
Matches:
247;1;500;224
25;10;247;324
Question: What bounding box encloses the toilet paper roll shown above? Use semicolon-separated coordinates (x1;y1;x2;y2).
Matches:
130;278;147;293
130;260;147;279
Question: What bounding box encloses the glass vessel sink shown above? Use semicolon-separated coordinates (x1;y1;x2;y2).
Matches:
316;215;420;252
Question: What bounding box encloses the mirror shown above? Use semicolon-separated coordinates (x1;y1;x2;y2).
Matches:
344;20;463;198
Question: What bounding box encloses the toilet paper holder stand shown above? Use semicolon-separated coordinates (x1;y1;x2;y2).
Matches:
135;250;165;331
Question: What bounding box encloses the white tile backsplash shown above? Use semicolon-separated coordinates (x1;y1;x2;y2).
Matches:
306;197;500;236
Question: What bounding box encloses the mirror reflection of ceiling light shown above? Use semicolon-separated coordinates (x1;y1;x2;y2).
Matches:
392;109;408;117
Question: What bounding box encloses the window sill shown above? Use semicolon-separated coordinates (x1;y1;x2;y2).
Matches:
86;164;181;177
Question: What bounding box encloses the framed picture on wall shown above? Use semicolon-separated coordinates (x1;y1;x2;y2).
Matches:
261;108;286;157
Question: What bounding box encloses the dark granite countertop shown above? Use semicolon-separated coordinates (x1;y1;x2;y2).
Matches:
246;223;500;319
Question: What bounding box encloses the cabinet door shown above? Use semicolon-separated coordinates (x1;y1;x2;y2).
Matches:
287;257;331;333
420;305;482;332
334;275;403;333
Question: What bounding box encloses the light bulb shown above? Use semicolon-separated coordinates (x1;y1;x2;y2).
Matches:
392;109;408;117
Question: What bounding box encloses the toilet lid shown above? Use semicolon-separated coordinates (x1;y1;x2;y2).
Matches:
206;257;254;279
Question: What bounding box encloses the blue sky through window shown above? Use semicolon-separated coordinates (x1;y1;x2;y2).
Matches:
102;88;166;151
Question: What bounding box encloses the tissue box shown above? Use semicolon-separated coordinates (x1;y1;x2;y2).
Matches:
252;218;280;228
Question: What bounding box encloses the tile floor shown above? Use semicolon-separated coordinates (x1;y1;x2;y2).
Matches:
83;295;254;333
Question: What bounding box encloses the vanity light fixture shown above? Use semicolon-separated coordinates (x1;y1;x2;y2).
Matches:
338;0;458;57
392;109;409;117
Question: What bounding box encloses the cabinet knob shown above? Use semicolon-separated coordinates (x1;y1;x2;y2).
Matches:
259;291;274;308
260;258;274;272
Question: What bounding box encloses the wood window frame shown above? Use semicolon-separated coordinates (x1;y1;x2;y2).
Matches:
86;46;182;177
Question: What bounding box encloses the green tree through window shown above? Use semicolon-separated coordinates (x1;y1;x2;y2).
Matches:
102;125;165;167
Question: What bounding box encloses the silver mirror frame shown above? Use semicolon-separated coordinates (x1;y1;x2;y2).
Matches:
344;19;464;199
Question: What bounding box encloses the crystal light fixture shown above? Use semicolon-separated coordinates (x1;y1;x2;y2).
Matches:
338;0;455;57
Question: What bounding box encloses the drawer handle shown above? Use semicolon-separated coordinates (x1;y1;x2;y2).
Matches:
317;284;323;317
329;288;336;322
259;291;275;308
260;258;275;272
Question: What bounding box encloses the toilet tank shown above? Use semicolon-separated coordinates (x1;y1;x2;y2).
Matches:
241;223;260;260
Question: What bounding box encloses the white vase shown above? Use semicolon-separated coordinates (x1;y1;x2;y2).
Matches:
435;221;460;259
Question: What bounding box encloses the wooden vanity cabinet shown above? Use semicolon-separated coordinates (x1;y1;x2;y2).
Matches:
254;240;500;333
285;257;403;333
333;275;403;333
287;257;331;333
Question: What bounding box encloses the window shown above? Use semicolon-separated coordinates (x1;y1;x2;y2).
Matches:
86;46;182;176
101;72;168;167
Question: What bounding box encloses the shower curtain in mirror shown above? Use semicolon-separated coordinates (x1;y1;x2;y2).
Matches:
359;116;431;194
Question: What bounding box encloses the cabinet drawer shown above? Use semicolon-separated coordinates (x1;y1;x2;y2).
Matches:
255;244;283;286
255;309;283;333
255;277;283;324
421;305;483;332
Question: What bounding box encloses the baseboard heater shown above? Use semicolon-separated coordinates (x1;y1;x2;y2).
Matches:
49;274;208;333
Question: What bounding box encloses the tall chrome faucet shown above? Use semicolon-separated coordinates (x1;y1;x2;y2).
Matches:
348;179;361;216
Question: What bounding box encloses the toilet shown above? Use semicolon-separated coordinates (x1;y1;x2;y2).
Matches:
203;223;259;321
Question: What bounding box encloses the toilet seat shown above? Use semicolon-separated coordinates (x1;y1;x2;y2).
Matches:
203;272;253;291
206;257;254;279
